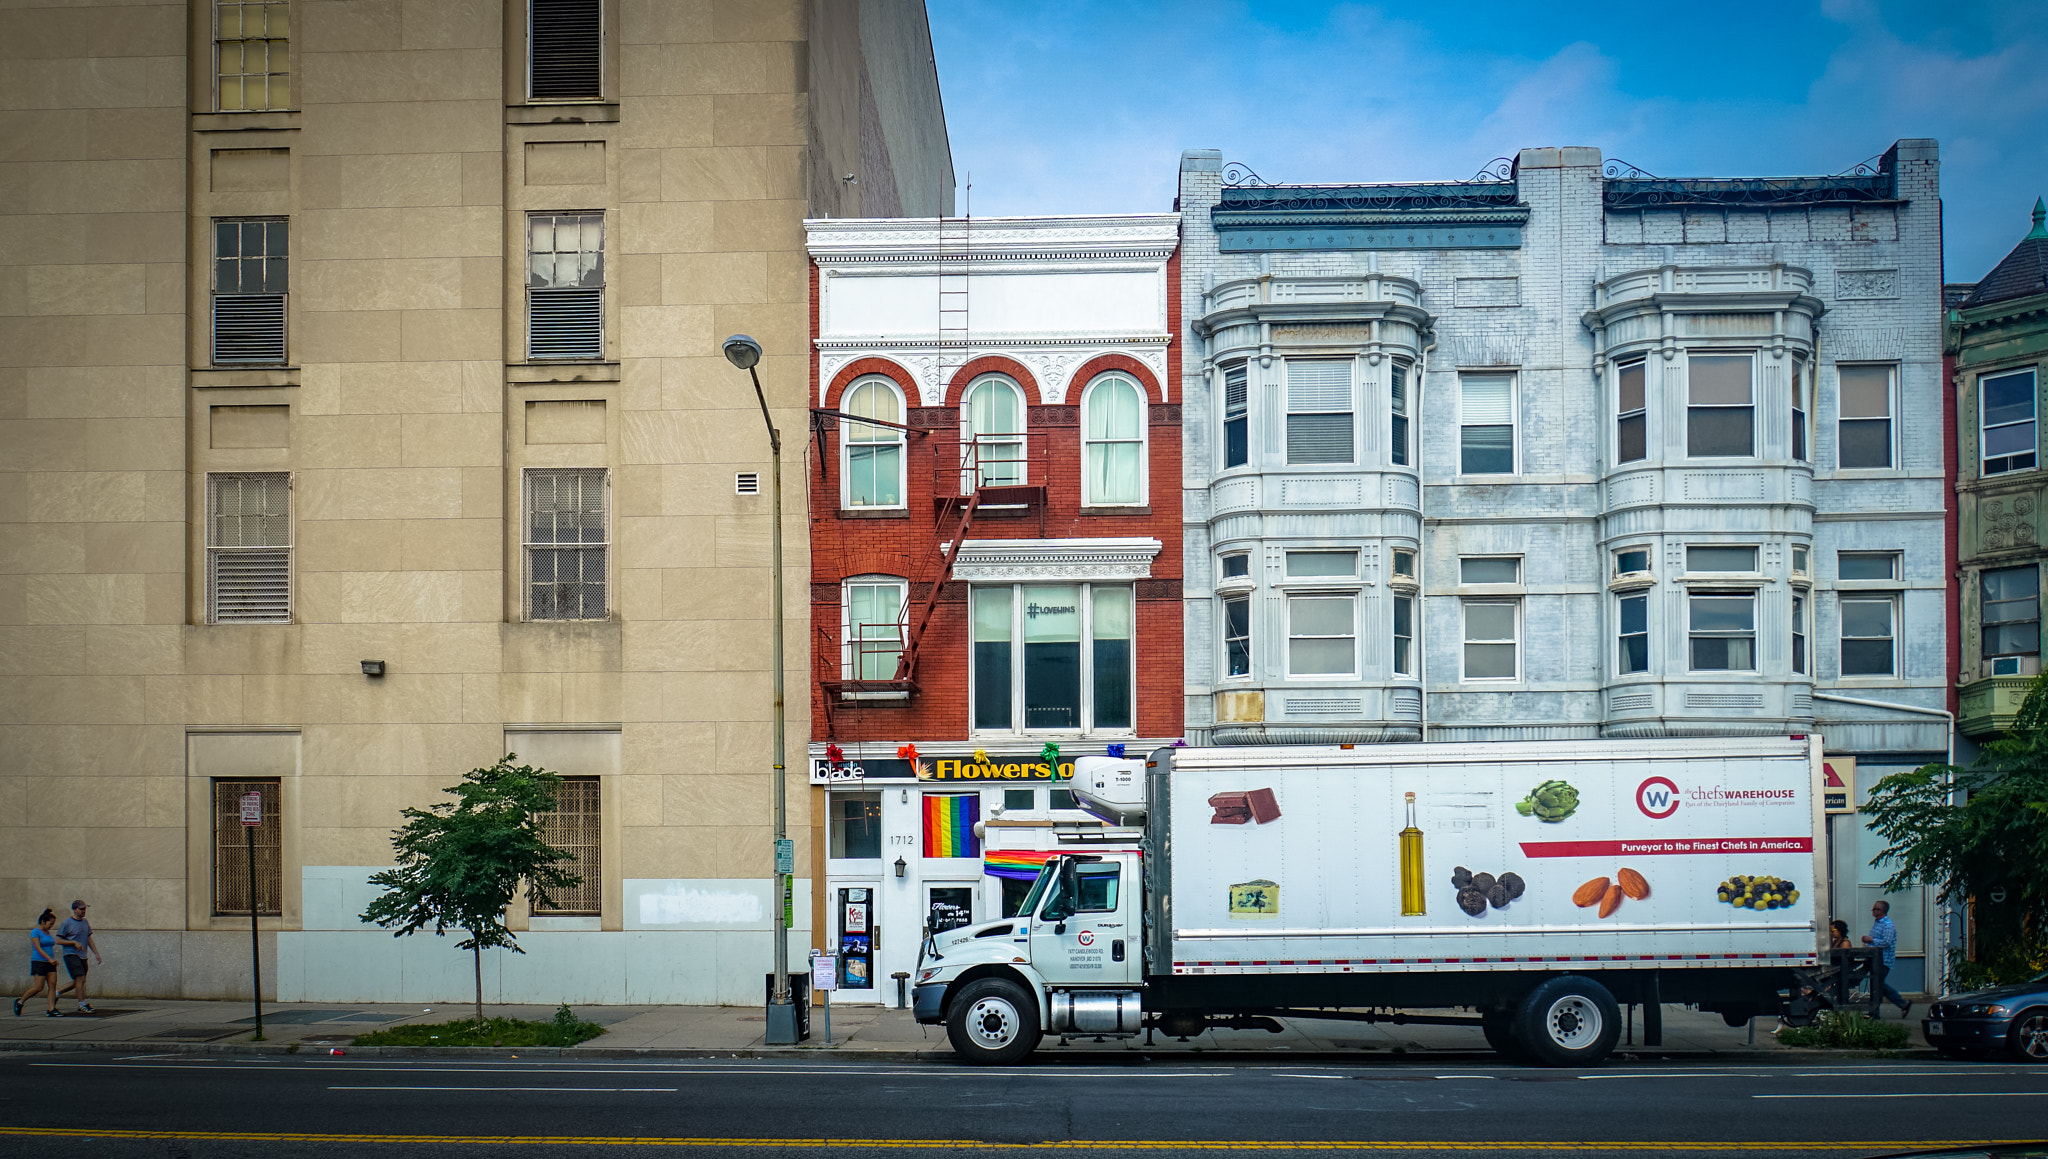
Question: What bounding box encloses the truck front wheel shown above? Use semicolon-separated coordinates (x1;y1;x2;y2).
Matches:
946;977;1041;1065
1515;976;1621;1067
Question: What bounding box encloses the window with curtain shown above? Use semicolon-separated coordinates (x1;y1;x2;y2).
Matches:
1082;375;1145;504
526;213;604;360
1981;368;2038;476
844;579;906;680
1616;359;1646;463
1687;354;1754;457
1618;594;1648;675
971;583;1134;733
964;376;1025;488
1287;595;1356;677
1223;595;1251;677
1982;565;2040;666
217;1;289;111
1792;592;1808;675
1460;375;1514;474
1791;355;1810;463
1688;590;1755;671
1838;364;1894;469
1390;361;1411;467
842;378;905;508
1392;595;1414;676
1222;363;1249;469
1462;601;1518;680
1285;360;1353;465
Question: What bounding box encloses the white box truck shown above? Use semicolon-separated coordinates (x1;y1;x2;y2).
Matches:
910;736;1825;1066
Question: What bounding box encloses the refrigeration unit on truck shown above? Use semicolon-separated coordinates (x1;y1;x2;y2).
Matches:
910;736;1825;1066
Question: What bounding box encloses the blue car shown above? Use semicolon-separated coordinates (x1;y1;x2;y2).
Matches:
1923;969;2048;1061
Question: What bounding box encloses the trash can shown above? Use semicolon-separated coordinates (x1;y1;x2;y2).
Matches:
765;972;811;1040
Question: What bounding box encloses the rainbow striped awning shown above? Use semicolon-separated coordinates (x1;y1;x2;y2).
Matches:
983;849;1058;880
922;793;979;858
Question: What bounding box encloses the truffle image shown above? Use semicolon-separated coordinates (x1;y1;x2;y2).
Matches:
1450;866;1526;918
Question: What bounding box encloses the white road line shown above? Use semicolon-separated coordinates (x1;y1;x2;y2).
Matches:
31;1061;1224;1079
328;1085;679;1093
1432;1075;1498;1080
1273;1074;1348;1079
1754;1091;2048;1099
1581;1073;1739;1080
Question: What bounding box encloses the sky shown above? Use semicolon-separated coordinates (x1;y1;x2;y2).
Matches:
927;0;2048;282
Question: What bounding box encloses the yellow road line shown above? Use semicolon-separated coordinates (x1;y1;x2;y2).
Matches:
0;1129;2029;1151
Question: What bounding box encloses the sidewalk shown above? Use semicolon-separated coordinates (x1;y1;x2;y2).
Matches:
0;996;1932;1059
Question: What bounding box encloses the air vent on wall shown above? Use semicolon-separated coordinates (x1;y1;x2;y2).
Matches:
735;472;760;496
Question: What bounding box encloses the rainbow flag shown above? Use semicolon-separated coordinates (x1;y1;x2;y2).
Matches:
983;849;1058;881
923;793;979;858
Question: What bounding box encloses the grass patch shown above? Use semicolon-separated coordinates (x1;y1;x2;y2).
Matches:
1777;1010;1911;1050
350;1004;603;1048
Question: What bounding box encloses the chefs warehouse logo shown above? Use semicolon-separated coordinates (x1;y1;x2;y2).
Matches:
1638;777;1798;819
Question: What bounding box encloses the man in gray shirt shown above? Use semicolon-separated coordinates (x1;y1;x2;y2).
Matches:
55;900;100;1014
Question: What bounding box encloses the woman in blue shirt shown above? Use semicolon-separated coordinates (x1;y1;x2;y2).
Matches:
17;909;64;1017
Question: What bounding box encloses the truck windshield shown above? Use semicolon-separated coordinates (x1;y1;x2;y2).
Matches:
1015;861;1057;917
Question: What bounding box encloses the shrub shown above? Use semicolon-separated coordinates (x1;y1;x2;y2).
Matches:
1777;1010;1910;1050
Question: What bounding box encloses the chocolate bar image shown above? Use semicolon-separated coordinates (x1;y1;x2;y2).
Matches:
1209;788;1280;825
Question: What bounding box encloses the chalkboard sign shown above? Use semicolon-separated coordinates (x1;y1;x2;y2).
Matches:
928;886;974;933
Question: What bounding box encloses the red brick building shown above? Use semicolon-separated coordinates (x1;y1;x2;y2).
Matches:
801;215;1182;1000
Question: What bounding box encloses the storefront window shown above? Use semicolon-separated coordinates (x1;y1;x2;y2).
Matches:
828;792;881;859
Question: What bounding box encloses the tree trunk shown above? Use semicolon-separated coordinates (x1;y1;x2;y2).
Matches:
473;944;484;1026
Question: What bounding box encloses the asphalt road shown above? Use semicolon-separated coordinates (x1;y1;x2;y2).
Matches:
0;1050;2043;1158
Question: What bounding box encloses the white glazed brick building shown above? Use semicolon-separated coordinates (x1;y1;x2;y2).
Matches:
1177;143;1948;989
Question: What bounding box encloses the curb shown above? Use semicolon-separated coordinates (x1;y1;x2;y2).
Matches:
0;1038;1943;1064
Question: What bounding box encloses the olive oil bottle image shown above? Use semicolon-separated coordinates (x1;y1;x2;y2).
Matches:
1399;791;1426;915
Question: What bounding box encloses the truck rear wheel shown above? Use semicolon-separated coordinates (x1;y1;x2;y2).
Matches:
1515;976;1621;1067
946;977;1041;1065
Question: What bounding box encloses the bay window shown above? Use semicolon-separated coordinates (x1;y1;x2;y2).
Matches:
1981;368;2038;476
1287;595;1356;677
1687;354;1754;458
1688;590;1755;671
1616;358;1646;464
1982;565;2040;673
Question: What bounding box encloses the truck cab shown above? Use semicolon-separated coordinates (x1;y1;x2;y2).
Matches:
911;850;1144;1064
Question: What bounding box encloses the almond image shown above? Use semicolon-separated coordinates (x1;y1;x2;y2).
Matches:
1618;867;1650;900
1598;882;1625;918
1573;877;1610;908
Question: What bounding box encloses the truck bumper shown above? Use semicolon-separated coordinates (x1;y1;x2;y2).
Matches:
912;982;947;1024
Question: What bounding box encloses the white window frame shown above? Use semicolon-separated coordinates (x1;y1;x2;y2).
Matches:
1687;589;1757;673
1221;361;1250;470
1389;360;1411;468
1615;357;1648;465
1839;592;1898;678
962;374;1027;491
1222;593;1252;679
1285;593;1358;679
1980;563;2041;675
1792;589;1809;676
1392;593;1415;677
1284;358;1356;467
839;376;907;511
522;467;610;621
525;211;605;361
968;582;1135;737
1080;372;1147;506
1685;351;1756;459
1460;599;1520;682
1836;362;1896;471
1458;374;1517;476
1458;555;1522;585
1617;592;1649;676
1980;367;2039;477
1791;354;1810;463
206;472;292;624
842;576;907;683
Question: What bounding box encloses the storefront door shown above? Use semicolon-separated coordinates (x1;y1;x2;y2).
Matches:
834;884;881;994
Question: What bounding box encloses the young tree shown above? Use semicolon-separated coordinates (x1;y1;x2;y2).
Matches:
1864;676;2048;984
360;755;584;1024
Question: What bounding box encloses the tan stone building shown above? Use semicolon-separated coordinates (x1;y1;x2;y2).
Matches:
0;0;951;1003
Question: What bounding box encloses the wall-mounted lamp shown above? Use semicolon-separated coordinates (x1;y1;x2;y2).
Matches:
894;856;907;879
900;789;909;804
360;660;386;677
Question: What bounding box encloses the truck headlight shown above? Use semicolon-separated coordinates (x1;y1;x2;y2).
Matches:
917;968;942;985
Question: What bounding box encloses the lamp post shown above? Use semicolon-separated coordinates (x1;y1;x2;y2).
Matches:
723;333;797;1045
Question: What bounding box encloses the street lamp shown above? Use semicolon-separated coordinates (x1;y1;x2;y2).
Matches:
723;333;797;1045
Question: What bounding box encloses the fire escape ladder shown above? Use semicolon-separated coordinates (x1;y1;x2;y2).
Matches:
936;213;971;400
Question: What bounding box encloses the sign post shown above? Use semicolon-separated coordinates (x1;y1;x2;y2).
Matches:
239;790;264;1039
811;951;838;1045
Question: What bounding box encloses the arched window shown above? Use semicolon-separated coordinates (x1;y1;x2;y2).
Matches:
841;377;905;508
1082;374;1145;506
962;375;1026;489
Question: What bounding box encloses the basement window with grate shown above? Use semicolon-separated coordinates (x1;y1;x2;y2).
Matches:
525;468;608;620
212;218;287;364
213;779;282;916
207;473;291;623
534;777;602;915
527;213;604;360
529;0;602;100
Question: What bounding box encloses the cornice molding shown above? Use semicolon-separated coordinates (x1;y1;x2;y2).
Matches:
953;537;1163;582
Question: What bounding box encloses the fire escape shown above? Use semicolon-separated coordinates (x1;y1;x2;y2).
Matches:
811;211;1046;737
